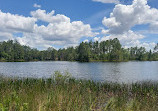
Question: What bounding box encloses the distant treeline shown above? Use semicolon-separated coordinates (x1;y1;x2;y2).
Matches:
0;38;158;62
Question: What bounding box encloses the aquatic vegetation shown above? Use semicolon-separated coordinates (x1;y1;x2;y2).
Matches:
0;72;158;111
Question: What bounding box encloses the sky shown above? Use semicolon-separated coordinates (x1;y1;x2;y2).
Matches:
0;0;158;50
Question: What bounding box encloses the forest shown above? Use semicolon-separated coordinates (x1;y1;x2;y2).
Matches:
0;38;158;62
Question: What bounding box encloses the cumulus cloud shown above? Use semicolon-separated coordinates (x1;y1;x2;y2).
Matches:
102;0;158;34
34;20;94;43
101;0;158;50
0;32;13;41
124;40;156;51
92;0;120;4
0;10;36;33
83;39;89;43
0;0;157;50
101;30;144;44
30;9;95;46
31;9;70;23
101;31;155;50
94;37;100;41
33;3;41;8
0;9;95;49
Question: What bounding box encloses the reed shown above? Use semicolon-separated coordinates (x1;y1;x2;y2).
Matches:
0;71;158;111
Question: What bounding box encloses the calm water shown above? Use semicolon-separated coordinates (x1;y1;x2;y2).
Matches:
0;61;158;83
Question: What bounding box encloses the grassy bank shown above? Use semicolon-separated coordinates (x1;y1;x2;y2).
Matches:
0;72;158;111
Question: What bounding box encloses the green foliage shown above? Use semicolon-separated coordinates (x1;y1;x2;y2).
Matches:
53;71;71;84
1;72;158;110
0;91;28;111
0;39;158;62
78;42;91;62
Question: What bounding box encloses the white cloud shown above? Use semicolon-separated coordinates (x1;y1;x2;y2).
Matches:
101;30;144;43
101;31;155;50
0;10;36;33
30;10;95;47
0;0;157;50
94;37;100;41
92;0;120;4
33;3;41;8
0;9;95;49
34;20;94;44
102;0;158;34
83;39;89;43
124;40;156;51
31;9;70;23
0;32;13;41
0;10;36;43
101;0;158;49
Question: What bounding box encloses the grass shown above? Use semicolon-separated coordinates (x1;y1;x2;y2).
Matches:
0;71;158;111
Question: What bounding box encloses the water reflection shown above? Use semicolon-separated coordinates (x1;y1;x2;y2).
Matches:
0;61;158;83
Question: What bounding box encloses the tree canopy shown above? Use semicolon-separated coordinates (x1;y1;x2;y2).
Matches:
0;39;158;62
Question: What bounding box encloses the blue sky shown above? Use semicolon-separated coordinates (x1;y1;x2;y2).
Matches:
0;0;158;50
0;0;115;26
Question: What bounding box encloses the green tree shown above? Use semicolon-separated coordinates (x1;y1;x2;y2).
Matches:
78;42;91;62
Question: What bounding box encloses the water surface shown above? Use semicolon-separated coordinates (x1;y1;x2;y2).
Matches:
0;61;158;83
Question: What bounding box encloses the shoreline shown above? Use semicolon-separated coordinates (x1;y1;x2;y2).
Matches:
0;59;157;62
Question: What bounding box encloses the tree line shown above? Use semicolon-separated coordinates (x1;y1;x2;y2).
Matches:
0;38;158;62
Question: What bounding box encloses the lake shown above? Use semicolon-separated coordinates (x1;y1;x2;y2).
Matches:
0;61;158;83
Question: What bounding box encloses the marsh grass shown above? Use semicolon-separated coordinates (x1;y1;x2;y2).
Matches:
0;71;158;111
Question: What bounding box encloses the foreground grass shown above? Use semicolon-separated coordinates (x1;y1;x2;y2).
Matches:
0;72;158;111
